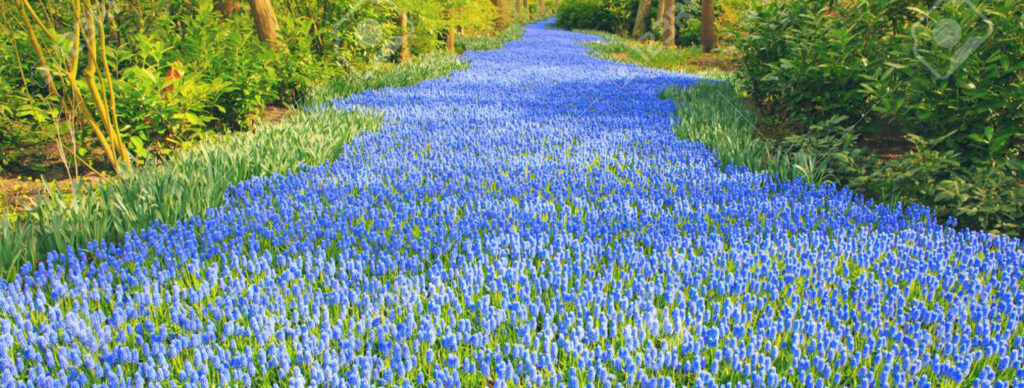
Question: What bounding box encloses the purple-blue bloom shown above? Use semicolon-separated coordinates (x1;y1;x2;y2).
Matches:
0;20;1021;386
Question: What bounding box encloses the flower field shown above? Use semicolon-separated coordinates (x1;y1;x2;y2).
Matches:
2;21;1023;387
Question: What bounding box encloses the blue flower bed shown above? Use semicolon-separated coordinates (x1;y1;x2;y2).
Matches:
2;21;1023;387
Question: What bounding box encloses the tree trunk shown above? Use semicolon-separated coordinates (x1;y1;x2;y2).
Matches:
522;0;530;20
514;0;521;21
700;0;717;52
214;0;240;18
538;0;545;16
492;0;510;28
656;0;666;31
661;0;675;47
249;0;282;50
632;0;653;39
399;10;411;62
446;25;456;53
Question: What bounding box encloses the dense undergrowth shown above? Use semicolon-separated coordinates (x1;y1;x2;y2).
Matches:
0;0;514;173
733;0;1023;236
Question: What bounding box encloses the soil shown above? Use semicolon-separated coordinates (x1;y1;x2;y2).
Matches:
862;128;912;160
683;52;737;71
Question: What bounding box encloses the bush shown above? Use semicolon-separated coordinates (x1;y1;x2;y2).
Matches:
735;1;880;127
0;53;469;275
867;0;1024;162
866;138;1024;234
727;0;1024;236
556;0;636;34
676;17;701;47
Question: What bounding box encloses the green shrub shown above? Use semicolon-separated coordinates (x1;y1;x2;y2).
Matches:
735;1;881;127
0;52;469;276
675;17;701;47
706;0;1023;236
556;0;637;34
866;0;1024;163
866;138;1024;234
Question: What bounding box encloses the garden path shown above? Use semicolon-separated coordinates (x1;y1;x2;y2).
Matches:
4;20;1022;387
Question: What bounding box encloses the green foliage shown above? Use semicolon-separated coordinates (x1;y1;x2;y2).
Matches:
662;81;794;180
663;81;1024;236
732;0;1024;236
306;52;469;105
675;16;701;47
865;138;1024;234
779;114;866;185
556;0;638;34
0;0;507;172
455;23;526;52
735;0;1023;159
0;13;529;276
0;47;472;275
735;0;877;125
867;0;1024;162
586;33;702;70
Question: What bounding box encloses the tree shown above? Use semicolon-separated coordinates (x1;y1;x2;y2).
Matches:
440;0;498;52
214;0;240;18
446;8;456;53
661;0;675;47
399;10;411;62
656;0;665;35
249;0;282;50
632;0;653;39
700;0;716;52
492;0;511;28
522;0;530;20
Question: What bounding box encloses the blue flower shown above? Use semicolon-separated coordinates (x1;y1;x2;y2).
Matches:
0;18;1022;387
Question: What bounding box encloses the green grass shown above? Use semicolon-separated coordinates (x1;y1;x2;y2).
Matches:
584;31;701;68
305;53;469;106
0;51;473;276
580;30;734;80
660;81;798;181
0;109;380;275
455;24;527;52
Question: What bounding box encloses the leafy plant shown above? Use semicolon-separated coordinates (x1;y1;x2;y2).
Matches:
556;0;637;34
662;81;795;180
0;46;472;274
732;0;1023;236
